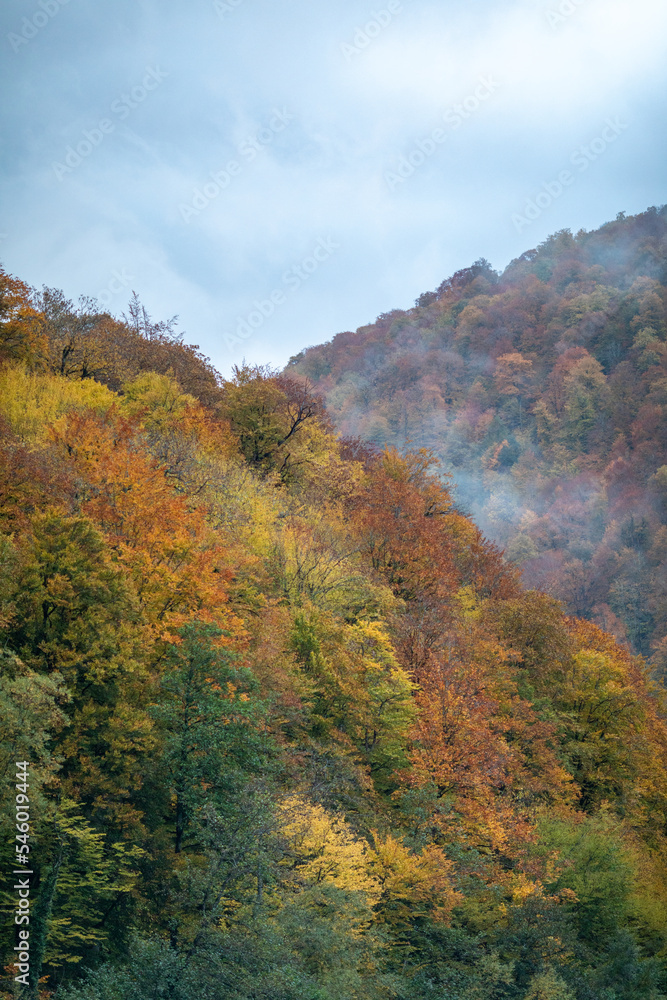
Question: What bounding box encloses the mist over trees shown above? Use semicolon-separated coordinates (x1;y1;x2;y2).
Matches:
289;206;667;674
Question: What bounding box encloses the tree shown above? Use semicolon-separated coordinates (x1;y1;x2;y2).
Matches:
290;614;415;781
494;351;535;428
0;361;115;445
368;832;461;935
0;267;44;366
28;799;142;993
523;968;575;1000
562;354;608;449
2;512;153;833
150;623;270;854
219;364;321;476
538;814;634;950
49;408;245;640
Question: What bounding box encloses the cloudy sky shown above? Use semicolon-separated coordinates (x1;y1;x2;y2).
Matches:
1;0;666;375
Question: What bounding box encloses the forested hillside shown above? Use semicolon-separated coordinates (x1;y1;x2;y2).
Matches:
1;262;667;1000
289;206;667;673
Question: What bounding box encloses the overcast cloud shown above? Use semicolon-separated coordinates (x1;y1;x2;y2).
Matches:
1;0;666;374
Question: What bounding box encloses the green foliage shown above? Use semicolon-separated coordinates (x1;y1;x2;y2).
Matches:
289;613;415;781
538;814;634;948
219;363;321;478
5;512;138;687
0;514;152;828
31;800;143;973
150;622;272;852
0;651;68;800
55;939;196;1000
523;968;576;1000
562;355;607;449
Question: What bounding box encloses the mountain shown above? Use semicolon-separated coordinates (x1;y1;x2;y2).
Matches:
1;241;667;999
287;206;667;671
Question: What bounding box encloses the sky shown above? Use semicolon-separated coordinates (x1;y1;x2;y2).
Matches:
1;0;666;377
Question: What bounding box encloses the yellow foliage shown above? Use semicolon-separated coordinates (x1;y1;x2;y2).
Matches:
120;371;198;429
205;456;283;558
278;795;380;903
564;649;638;727
0;362;116;443
455;584;483;622
369;832;461;925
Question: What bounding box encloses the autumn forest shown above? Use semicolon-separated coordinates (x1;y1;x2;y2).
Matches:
1;205;667;1000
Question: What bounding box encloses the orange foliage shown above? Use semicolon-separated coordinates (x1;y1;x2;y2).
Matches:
348;448;518;608
405;626;572;868
49;409;245;644
0;266;45;365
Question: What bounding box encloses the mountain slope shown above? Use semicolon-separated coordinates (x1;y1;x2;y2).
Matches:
288;206;667;669
2;264;667;998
